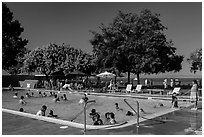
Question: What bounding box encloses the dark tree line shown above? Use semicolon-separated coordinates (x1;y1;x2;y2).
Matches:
2;3;29;74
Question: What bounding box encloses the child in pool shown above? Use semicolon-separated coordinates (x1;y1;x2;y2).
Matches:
13;92;18;98
43;92;47;97
25;93;31;98
19;108;24;112
36;105;47;116
47;110;58;118
109;112;116;125
19;96;26;104
115;103;123;111
93;114;103;125
61;94;68;101
53;94;60;102
39;91;43;97
89;109;99;121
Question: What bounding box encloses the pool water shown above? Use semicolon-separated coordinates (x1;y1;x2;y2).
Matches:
2;105;202;135
86;106;202;135
3;89;187;125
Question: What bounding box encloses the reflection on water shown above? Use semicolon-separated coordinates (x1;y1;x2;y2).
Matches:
184;110;200;134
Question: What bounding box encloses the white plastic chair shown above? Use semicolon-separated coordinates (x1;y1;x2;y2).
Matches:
132;84;143;93
168;87;181;95
122;84;132;93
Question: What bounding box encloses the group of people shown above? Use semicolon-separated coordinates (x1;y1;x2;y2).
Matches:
171;79;199;110
144;79;153;87
53;93;68;102
13;89;69;104
89;109;117;125
163;78;182;89
36;105;58;118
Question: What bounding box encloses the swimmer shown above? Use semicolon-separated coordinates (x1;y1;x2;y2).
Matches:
25;93;31;98
13;92;18;98
36;105;47;116
115;103;123;111
53;94;60;102
47;110;58;118
19;96;26;104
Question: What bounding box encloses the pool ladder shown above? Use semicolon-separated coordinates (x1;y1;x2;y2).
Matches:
124;99;139;134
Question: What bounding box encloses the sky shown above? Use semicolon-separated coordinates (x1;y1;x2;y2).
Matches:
4;2;202;78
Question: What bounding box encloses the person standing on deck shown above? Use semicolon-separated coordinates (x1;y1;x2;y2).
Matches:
190;80;199;110
170;79;175;89
163;79;168;89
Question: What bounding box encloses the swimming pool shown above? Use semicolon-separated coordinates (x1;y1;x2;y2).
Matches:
3;88;188;125
2;88;201;134
2;105;202;135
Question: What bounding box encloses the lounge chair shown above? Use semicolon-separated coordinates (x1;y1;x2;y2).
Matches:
132;84;143;93
122;84;132;93
63;84;74;91
168;87;181;95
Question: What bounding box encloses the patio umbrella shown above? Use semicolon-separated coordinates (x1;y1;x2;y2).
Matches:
96;71;116;78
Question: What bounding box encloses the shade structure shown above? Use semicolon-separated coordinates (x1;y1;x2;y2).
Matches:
17;72;45;76
96;71;116;78
68;70;87;76
50;70;65;76
17;72;30;75
2;70;11;76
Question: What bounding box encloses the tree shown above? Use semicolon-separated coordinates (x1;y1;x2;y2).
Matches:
187;48;202;73
90;10;183;84
2;3;28;72
22;43;96;79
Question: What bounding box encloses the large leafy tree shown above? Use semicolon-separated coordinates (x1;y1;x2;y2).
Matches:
90;10;183;84
187;48;202;73
22;43;95;79
2;3;28;73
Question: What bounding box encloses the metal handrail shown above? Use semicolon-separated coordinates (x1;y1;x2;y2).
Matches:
124;99;139;128
83;100;96;134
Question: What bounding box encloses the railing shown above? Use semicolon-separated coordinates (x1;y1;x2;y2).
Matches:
83;100;96;134
124;99;139;134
